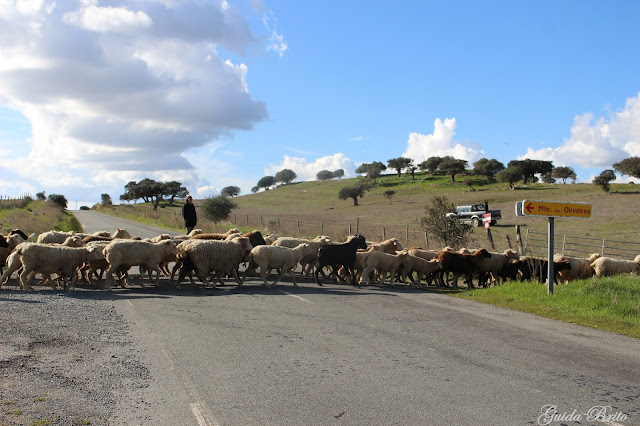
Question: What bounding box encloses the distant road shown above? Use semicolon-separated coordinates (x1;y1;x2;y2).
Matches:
72;209;180;239
69;211;640;425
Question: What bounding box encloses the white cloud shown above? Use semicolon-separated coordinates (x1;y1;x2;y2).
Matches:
64;1;152;33
0;0;280;202
402;117;484;164
521;92;640;168
265;154;356;182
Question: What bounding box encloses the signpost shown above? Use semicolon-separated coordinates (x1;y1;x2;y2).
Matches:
517;200;592;294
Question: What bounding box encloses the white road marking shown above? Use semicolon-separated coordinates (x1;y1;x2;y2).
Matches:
126;299;134;306
190;403;209;426
162;349;175;370
279;290;313;304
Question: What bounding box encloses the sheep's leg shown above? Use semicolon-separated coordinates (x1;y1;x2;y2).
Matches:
195;268;212;288
288;267;298;287
259;268;270;287
271;268;287;288
360;266;374;285
19;268;35;292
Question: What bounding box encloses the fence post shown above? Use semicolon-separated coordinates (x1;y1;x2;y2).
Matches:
321;222;324;235
505;235;512;250
297;220;300;232
246;214;249;225
424;232;429;249
382;227;386;241
601;239;606;256
562;235;567;255
516;225;524;255
260;217;263;226
486;228;495;250
349;224;352;235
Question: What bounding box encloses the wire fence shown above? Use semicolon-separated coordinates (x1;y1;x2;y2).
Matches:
524;229;640;260
0;194;32;208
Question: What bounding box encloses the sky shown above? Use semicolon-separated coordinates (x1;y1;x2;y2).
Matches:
1;0;640;208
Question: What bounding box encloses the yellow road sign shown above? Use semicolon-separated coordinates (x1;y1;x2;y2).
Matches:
521;200;592;218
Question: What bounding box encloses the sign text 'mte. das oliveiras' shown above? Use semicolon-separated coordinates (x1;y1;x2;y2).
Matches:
520;200;592;218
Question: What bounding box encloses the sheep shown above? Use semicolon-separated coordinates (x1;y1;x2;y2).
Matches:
103;239;177;290
337;249;372;283
174;237;254;288
553;253;601;283
82;235;114;243
315;235;367;285
172;228;204;242
1;233;26;275
398;255;442;287
475;249;520;287
406;248;439;261
242;243;314;288
36;230;74;244
435;249;492;287
359;250;409;286
517;257;572;284
272;236;332;278
0;246;24;288
591;255;640;278
17;244;105;291
111;228;132;239
264;234;279;245
368;238;403;254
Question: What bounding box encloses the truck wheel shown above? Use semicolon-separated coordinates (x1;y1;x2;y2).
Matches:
472;217;480;227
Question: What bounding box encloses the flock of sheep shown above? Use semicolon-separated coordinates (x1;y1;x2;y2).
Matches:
1;226;639;293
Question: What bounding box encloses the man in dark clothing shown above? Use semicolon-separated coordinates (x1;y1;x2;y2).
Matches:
182;196;197;234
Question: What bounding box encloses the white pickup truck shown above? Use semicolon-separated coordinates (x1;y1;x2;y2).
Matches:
445;203;502;227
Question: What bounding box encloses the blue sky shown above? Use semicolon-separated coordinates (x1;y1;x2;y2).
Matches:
1;0;640;207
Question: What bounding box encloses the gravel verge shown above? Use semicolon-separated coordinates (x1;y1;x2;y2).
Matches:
0;283;149;426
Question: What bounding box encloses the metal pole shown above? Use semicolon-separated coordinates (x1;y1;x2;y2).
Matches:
547;217;555;295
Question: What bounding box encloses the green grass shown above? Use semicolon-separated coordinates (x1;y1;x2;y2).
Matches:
450;276;640;338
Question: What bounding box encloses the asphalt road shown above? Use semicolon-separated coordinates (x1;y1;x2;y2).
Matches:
73;211;640;425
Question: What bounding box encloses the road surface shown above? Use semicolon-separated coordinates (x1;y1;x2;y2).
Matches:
23;211;640;424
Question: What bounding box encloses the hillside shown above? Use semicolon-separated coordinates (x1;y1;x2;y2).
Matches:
108;171;640;257
230;173;640;251
0;200;82;236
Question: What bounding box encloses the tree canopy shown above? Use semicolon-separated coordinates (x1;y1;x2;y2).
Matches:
613;157;640;179
438;157;468;182
201;195;238;223
419;157;442;174
593;169;616;193
496;166;523;189
120;178;184;210
47;194;68;209
355;162;386;180
386;157;412;177
551;166;576;184
221;186;241;197
507;159;553;185
473;158;505;180
256;176;276;191
338;182;373;206
275;169;297;185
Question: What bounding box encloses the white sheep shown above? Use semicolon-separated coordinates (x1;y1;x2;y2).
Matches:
591;255;640;278
359;250;408;286
398;255;442;287
242;243;314;288
173;237;253;288
103;239;177;290
369;238;404;254
272;236;331;278
17;244;105;291
172;228;204;242
553;253;600;283
37;230;74;244
406;248;439;261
